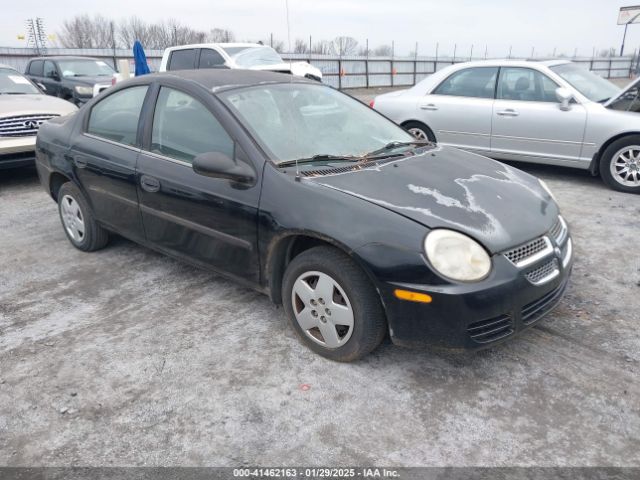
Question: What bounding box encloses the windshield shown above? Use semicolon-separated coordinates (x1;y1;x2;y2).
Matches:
221;83;414;163
58;60;115;78
0;68;40;94
223;46;283;67
550;63;620;102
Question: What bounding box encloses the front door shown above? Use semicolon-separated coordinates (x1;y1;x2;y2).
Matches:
136;85;261;283
490;67;587;165
42;61;61;97
69;85;149;241
420;66;498;154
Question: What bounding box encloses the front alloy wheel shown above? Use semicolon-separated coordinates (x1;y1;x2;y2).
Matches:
610;146;640;188
600;135;640;193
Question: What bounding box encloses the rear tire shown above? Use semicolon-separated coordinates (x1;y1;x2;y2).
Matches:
599;135;640;193
57;182;109;251
403;121;436;142
282;246;387;362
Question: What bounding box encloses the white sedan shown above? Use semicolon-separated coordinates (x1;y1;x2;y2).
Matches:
372;59;640;193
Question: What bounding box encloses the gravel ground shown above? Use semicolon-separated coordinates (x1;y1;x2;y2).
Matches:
1;128;639;466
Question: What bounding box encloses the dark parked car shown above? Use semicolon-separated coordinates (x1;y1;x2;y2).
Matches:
35;70;573;361
25;56;116;106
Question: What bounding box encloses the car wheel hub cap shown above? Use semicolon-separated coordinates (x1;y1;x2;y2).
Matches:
60;195;85;242
408;128;427;140
612;146;640;186
291;271;354;348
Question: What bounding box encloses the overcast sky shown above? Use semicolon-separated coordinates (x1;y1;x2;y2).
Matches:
3;0;640;57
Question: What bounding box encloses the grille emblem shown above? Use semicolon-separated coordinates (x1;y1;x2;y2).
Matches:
24;120;38;129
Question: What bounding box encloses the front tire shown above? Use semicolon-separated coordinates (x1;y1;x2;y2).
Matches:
57;182;109;251
600;136;640;193
282;246;387;362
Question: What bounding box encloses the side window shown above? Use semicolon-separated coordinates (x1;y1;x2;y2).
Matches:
87;86;148;146
497;67;560;102
199;49;226;69
43;61;57;79
168;49;196;71
151;87;234;163
433;67;498;99
29;60;43;76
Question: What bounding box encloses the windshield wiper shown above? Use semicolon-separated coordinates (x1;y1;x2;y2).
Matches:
0;92;28;95
364;140;432;157
278;154;363;168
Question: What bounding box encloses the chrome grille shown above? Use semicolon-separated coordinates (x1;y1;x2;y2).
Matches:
549;216;567;245
526;258;559;285
0;114;59;137
504;236;551;267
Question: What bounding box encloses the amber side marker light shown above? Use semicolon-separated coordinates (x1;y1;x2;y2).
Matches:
394;289;432;303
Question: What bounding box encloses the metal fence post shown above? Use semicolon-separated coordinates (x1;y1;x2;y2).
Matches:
338;57;342;90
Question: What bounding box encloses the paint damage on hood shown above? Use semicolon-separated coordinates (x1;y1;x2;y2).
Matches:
308;146;558;254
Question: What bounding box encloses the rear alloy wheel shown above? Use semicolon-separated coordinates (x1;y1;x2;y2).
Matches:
403;121;436;142
282;246;387;361
600;136;640;193
57;182;109;251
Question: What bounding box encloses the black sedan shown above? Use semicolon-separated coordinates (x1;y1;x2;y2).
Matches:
34;69;573;361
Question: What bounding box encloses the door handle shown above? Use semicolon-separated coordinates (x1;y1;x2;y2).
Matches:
74;156;88;168
420;103;438;110
140;175;160;193
497;109;519;117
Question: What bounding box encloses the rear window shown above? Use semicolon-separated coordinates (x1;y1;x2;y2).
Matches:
28;60;44;76
168;49;196;71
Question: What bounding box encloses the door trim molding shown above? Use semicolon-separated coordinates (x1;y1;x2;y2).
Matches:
139;204;253;251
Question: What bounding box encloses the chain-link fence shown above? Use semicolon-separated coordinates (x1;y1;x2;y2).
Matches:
1;47;637;89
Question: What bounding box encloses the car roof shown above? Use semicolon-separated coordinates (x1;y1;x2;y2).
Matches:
0;63;17;70
27;56;100;62
444;58;572;69
136;69;314;92
165;43;269;52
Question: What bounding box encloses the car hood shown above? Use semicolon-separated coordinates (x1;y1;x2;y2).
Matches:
0;94;77;117
309;146;558;254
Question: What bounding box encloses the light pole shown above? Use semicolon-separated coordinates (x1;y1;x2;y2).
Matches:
621;12;640;56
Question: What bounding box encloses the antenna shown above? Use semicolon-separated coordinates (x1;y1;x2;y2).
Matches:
284;0;300;179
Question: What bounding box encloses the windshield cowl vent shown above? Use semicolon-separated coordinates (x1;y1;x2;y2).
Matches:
298;157;402;177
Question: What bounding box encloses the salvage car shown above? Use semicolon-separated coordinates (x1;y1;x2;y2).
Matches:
159;43;322;81
25;56;117;106
0;64;77;169
35;70;572;361
372;59;640;193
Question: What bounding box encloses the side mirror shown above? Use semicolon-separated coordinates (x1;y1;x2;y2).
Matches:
555;87;573;111
192;151;255;184
36;82;47;92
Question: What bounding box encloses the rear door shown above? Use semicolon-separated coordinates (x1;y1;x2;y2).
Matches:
136;83;261;282
490;67;586;163
197;48;228;69
166;49;197;71
68;85;149;241
419;66;498;153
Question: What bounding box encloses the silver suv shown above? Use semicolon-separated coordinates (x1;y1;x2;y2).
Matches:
372;59;640;193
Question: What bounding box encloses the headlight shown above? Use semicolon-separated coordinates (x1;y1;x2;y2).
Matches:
74;85;93;96
539;179;557;203
424;229;491;282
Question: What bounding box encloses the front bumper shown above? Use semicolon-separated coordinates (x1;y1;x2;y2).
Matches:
379;232;574;351
0;136;36;169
